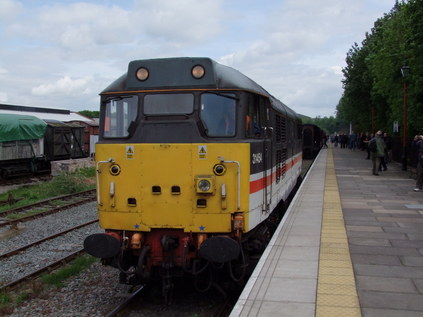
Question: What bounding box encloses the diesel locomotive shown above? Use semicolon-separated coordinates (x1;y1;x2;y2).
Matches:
84;57;302;300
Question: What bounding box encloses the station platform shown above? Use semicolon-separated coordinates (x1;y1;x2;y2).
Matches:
230;145;423;317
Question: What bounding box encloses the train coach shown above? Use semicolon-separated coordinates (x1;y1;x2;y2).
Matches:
84;57;303;300
0;114;86;178
302;123;323;159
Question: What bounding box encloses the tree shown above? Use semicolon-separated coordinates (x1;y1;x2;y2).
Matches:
79;110;100;119
338;0;423;137
302;116;340;134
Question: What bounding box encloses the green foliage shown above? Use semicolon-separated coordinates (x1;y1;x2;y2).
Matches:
15;293;29;305
0;292;11;305
78;110;99;118
41;255;97;287
0;167;95;212
76;167;96;178
302;116;342;134
338;0;423;137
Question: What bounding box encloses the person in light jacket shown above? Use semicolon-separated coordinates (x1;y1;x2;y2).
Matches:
369;130;386;176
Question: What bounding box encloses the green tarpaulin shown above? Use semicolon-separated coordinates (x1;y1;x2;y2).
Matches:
0;114;47;142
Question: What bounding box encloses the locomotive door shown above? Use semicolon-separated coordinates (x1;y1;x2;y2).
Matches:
263;106;273;212
248;95;272;213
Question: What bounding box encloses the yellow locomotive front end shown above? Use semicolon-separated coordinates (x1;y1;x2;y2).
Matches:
96;143;249;232
95;142;250;256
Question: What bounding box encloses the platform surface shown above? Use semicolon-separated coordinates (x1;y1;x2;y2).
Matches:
230;145;423;317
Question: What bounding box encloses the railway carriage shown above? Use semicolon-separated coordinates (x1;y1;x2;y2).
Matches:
0;114;49;178
302;123;323;159
0;114;87;179
84;57;302;298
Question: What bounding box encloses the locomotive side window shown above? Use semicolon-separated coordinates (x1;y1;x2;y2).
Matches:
144;94;194;115
104;96;138;138
246;95;266;138
200;93;236;137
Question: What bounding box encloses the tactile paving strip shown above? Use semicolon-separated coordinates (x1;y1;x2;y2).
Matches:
316;148;362;317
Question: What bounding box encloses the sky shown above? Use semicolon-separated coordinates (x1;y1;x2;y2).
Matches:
0;0;396;118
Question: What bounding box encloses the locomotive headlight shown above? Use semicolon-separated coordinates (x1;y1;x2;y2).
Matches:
191;65;205;79
195;175;215;194
109;164;121;176
136;67;149;81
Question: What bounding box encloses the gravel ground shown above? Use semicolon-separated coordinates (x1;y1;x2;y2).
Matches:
1;201;236;316
6;262;129;317
0;201;99;254
0;222;101;285
6;261;233;317
1;200;124;317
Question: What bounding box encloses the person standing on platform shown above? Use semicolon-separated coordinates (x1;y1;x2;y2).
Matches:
322;135;328;148
363;132;372;159
369;130;386;176
413;134;423;192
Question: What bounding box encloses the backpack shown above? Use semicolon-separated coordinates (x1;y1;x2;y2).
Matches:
368;139;377;153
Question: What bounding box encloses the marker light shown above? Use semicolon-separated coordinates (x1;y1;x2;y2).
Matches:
191;65;205;79
195;175;215;194
213;164;226;176
198;179;211;191
136;67;149;81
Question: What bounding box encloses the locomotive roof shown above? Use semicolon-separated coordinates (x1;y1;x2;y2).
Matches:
101;57;300;121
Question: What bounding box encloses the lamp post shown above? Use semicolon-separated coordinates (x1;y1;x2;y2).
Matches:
401;65;410;171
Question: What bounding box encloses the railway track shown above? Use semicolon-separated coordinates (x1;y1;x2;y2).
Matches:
105;285;145;317
0;217;100;292
0;189;96;228
104;278;241;317
0;175;52;193
0;249;86;292
0;219;98;260
0;188;100;296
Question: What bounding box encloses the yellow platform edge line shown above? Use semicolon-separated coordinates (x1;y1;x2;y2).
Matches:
316;148;362;317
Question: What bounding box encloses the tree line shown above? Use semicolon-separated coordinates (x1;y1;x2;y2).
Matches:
337;0;422;138
307;0;422;139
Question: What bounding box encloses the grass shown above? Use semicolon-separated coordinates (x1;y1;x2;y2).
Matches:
6;209;47;220
41;255;97;287
0;167;96;213
0;255;98;314
0;292;11;305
